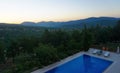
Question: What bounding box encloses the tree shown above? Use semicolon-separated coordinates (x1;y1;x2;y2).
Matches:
34;44;59;66
52;30;70;46
0;42;5;63
113;20;120;42
66;40;82;54
71;30;81;42
41;30;70;47
41;29;52;44
19;36;39;53
8;39;20;58
81;25;94;51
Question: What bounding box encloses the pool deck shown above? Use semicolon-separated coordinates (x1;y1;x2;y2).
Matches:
31;48;120;73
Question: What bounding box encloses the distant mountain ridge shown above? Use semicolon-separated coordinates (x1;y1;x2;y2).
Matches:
21;17;120;28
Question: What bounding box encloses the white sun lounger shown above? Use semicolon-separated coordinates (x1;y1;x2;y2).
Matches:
92;50;98;54
104;52;110;57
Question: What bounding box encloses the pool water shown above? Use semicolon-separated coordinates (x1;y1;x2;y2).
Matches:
46;54;113;73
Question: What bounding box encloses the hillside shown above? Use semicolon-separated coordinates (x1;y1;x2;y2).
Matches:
21;17;120;28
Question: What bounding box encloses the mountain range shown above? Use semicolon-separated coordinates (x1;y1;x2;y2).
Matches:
5;17;120;28
21;17;120;28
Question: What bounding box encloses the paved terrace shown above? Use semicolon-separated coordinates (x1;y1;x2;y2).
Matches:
32;48;120;73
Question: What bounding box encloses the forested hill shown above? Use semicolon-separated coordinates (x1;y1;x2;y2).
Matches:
0;17;120;29
21;17;120;28
0;19;120;73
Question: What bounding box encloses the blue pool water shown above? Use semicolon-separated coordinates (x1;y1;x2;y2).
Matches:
46;54;113;73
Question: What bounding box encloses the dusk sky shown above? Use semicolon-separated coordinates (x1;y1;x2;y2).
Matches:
0;0;120;24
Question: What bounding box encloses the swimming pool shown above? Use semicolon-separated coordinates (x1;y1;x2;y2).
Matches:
46;54;113;73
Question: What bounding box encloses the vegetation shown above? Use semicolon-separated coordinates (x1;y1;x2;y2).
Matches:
0;20;120;73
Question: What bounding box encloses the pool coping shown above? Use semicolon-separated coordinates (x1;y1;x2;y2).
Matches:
88;48;120;73
32;48;120;73
31;52;86;73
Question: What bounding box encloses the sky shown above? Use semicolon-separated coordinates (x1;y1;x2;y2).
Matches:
0;0;120;24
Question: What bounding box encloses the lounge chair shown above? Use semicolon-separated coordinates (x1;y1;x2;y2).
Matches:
104;52;110;57
92;50;98;54
97;50;103;55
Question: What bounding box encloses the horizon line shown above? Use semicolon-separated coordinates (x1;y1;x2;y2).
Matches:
0;16;120;24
